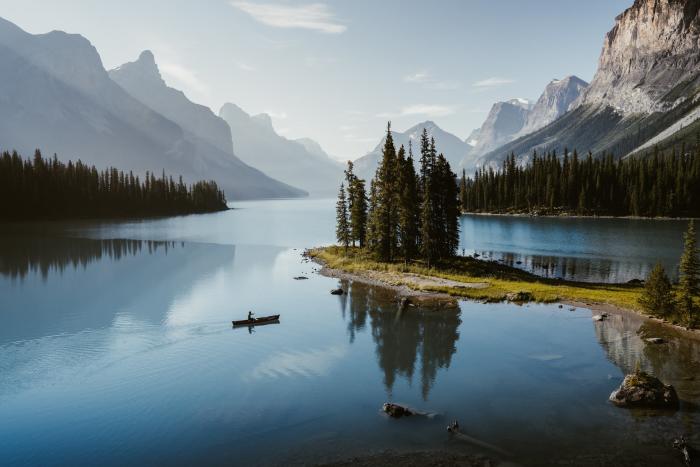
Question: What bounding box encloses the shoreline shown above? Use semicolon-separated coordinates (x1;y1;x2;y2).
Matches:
309;247;700;339
461;211;698;221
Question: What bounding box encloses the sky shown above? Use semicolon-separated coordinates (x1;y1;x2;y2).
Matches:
1;0;631;161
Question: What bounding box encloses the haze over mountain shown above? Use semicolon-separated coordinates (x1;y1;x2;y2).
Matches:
476;0;700;168
219;103;343;196
0;17;304;200
353;121;474;181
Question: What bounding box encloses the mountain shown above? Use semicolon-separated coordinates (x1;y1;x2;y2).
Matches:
468;98;532;157
353;121;473;181
476;0;700;168
460;77;587;170
219;103;343;196
0;18;303;200
109;50;233;155
518;76;588;135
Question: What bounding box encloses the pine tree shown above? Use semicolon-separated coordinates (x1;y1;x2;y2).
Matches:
368;122;399;261
459;169;467;211
397;144;419;262
344;161;367;247
638;263;674;318
335;183;350;251
678;220;699;327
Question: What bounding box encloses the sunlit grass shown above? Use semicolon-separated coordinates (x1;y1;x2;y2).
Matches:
309;246;644;311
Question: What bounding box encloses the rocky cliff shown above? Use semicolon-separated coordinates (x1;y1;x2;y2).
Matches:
575;0;700;114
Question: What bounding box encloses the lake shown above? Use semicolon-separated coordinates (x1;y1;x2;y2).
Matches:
1;199;698;466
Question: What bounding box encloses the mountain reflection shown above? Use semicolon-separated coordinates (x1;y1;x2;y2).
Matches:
340;280;461;399
593;312;700;402
0;235;180;280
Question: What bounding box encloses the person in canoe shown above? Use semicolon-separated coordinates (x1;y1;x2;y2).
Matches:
247;311;255;321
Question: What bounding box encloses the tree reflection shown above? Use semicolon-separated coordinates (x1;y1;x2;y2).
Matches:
593;312;700;402
0;235;180;280
341;281;461;399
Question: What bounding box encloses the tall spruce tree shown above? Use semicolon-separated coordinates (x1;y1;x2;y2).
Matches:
368;122;399;261
638;263;674;318
344;161;368;247
336;183;350;251
397;144;420;262
679;219;699;327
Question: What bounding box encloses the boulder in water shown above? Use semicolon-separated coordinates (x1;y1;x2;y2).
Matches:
330;288;345;295
609;371;679;408
382;402;413;418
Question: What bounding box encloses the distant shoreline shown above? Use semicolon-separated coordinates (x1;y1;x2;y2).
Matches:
462;211;698;221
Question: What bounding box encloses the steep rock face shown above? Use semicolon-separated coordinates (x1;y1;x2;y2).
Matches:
471;99;532;157
0;17;304;200
219;103;342;196
519;76;588;135
353;121;472;181
109;51;234;155
575;0;700;114
476;0;700;167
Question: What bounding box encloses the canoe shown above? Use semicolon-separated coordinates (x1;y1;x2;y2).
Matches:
232;314;280;327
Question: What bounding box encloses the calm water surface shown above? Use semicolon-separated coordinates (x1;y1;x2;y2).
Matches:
1;199;699;466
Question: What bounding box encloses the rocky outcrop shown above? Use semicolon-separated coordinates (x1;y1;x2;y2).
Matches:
609;371;679;408
519;76;588;135
575;0;700;114
475;0;700;168
470;99;532;157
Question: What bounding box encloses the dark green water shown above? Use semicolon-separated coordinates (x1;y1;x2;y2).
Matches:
0;199;698;466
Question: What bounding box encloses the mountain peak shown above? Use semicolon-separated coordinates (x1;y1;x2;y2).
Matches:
110;50;163;84
137;50;156;66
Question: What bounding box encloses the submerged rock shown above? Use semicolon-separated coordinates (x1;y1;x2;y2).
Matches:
382;403;413;418
330;288;345;295
609;371;679;409
293;276;308;280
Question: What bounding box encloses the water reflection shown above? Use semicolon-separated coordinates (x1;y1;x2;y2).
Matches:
460;214;695;283
340;280;461;399
474;250;654;283
0;234;180;280
593;312;700;403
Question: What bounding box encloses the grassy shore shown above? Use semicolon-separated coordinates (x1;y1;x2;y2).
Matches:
310;246;645;311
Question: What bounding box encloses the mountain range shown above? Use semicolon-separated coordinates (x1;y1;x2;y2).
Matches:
475;0;700;168
218;103;343;196
354;76;588;179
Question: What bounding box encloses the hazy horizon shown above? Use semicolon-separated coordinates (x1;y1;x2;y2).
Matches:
1;0;630;160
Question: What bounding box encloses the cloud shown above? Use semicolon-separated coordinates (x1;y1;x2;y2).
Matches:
159;61;209;96
377;104;456;119
472;77;515;88
231;1;346;34
404;70;460;90
404;70;431;83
